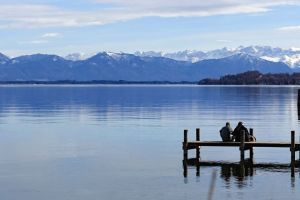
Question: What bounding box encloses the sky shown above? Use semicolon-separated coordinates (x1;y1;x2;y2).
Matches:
0;0;300;57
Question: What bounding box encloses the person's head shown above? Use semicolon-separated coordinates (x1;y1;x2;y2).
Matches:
226;122;230;127
238;121;243;126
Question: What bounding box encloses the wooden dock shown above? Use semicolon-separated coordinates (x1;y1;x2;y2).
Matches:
182;128;300;177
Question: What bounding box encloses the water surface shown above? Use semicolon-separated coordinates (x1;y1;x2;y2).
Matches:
0;85;299;200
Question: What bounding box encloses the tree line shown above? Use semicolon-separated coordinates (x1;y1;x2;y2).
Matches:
199;71;300;85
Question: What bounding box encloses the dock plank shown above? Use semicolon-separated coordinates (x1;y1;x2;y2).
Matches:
187;141;300;148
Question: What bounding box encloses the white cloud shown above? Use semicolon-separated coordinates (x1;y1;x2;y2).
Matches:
20;40;49;44
217;39;232;43
41;32;60;38
92;0;298;8
277;25;300;31
0;1;299;28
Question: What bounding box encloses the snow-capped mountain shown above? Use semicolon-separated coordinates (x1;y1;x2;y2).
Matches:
261;54;300;68
191;53;290;79
0;53;9;64
136;46;300;68
135;50;206;63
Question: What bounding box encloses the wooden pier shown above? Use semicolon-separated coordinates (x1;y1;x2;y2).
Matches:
182;128;300;177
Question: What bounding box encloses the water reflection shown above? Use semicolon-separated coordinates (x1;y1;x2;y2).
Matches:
0;85;297;119
220;164;254;189
184;159;298;188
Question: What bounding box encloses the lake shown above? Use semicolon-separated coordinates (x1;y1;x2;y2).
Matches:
0;85;299;200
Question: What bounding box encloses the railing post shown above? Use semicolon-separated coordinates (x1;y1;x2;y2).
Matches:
183;129;188;177
291;130;295;177
240;130;245;163
249;128;254;163
196;128;200;176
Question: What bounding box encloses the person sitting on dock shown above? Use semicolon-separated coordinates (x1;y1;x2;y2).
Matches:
219;122;234;142
232;121;251;142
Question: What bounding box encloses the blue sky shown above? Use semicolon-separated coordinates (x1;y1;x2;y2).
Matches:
0;0;300;57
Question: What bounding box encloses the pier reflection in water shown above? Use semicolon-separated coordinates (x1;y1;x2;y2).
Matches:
183;159;298;188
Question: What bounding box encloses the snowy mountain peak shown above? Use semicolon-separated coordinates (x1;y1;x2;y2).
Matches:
107;52;136;60
290;47;300;52
241;46;259;54
227;53;262;63
0;53;10;64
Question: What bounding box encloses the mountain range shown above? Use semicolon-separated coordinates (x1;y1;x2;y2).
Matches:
0;46;298;82
64;46;300;68
135;46;300;68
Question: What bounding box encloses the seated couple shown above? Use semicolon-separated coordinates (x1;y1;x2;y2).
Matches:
219;121;256;142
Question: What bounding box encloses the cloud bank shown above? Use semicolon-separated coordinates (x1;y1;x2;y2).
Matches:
0;0;298;28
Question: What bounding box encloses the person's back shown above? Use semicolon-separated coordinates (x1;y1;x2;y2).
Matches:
232;122;250;142
220;122;233;142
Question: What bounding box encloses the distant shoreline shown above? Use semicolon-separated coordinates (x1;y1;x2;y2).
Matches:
198;71;300;85
0;80;197;85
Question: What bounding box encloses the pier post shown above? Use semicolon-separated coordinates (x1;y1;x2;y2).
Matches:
298;89;300;109
298;89;300;120
196;128;200;160
183;129;188;177
240;130;245;163
291;130;295;177
196;128;200;176
249;128;254;163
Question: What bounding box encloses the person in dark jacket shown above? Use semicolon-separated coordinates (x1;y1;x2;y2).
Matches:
219;122;233;142
232;121;250;142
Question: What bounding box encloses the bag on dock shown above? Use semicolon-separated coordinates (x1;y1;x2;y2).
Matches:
249;135;256;142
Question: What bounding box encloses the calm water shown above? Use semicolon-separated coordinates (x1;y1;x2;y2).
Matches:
0;85;299;200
